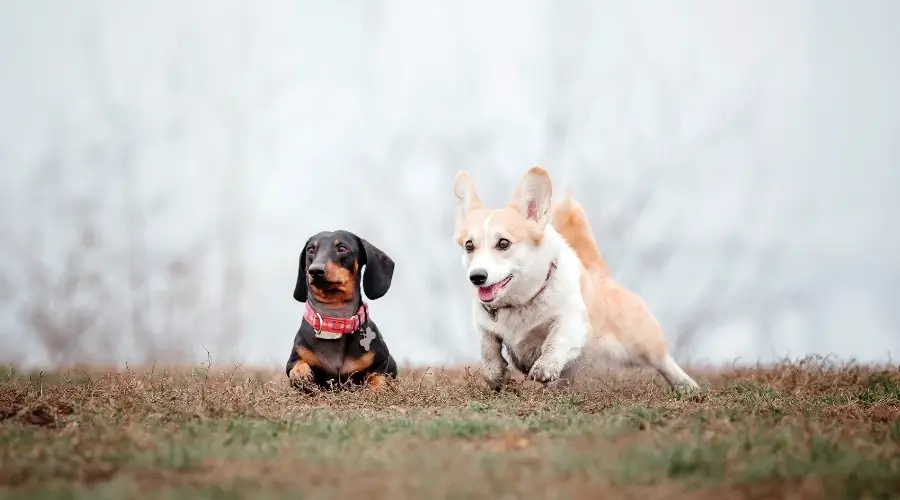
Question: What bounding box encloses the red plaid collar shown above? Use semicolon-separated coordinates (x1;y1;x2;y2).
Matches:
304;302;368;336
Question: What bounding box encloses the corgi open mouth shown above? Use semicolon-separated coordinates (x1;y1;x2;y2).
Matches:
478;275;513;303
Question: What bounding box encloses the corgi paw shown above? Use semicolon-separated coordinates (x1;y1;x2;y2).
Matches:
482;361;510;391
528;358;561;383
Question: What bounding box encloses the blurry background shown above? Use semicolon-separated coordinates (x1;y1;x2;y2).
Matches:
1;0;898;369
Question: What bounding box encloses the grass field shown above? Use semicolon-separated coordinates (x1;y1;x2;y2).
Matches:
1;357;899;499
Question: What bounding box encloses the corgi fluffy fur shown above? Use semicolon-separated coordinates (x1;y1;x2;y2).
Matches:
453;167;699;392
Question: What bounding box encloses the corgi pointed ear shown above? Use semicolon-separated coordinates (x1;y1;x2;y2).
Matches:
510;166;552;227
453;171;482;230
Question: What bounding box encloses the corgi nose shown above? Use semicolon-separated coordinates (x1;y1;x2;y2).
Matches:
469;269;488;286
308;264;326;278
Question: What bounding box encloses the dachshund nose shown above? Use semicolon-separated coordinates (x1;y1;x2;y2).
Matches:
308;264;326;278
469;268;488;286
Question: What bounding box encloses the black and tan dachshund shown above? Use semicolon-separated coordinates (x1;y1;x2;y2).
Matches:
286;230;398;391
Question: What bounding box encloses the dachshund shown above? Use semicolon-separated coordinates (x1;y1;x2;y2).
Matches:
285;230;398;391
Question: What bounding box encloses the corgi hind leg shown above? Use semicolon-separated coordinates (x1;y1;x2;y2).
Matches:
652;353;700;392
632;337;700;392
592;334;701;392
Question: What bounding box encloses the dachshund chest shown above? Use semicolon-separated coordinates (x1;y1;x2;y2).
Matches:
296;339;375;376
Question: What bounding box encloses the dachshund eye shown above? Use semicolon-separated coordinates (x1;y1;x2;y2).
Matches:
496;238;511;250
464;240;475;253
336;244;349;253
306;247;315;257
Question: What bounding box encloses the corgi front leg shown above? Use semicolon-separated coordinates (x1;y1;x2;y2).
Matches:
528;315;588;384
479;327;510;391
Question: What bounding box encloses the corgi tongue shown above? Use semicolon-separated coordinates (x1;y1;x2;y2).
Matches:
478;282;502;302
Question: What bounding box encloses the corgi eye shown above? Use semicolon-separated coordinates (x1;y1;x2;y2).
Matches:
464;240;475;253
496;238;511;250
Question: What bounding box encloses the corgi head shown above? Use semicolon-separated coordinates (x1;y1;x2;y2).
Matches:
453;167;554;305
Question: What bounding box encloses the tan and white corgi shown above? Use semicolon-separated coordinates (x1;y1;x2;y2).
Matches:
452;167;699;392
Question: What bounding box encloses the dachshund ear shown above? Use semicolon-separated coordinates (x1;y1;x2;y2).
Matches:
358;237;395;300
293;238;312;302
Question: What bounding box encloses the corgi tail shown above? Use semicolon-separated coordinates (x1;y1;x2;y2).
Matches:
551;188;609;275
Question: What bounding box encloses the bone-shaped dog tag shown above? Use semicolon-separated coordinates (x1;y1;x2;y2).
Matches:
359;326;377;351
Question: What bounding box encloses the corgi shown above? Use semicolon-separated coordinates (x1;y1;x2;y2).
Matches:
452;167;699;392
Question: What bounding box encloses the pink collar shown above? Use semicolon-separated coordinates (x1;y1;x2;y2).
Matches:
530;259;558;301
304;302;368;337
482;260;558;322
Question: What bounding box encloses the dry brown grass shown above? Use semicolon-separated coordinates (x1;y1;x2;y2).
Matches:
1;356;899;499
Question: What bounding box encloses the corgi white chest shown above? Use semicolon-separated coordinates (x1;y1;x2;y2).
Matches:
473;299;553;344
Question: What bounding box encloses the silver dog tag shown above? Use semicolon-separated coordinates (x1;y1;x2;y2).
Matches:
314;330;342;340
482;304;499;322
